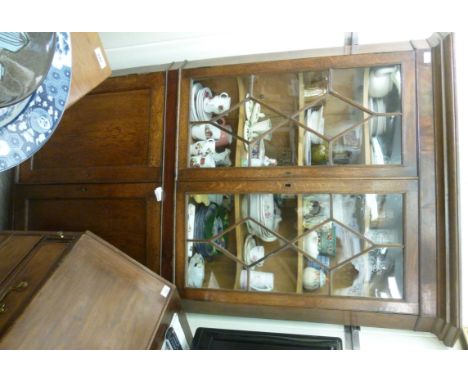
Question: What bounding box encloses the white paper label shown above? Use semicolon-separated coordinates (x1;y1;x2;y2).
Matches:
160;285;171;298
94;47;107;69
424;51;431;64
154;187;163;202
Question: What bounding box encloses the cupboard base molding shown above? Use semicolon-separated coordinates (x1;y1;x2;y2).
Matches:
415;316;464;347
182;299;422;331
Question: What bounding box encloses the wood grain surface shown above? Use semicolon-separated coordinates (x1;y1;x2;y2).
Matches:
0;232;177;349
67;32;112;108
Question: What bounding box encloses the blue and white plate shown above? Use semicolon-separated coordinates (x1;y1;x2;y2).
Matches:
0;32;72;171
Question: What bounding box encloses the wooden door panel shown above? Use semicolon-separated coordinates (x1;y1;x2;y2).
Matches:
17;73;165;184
13;183;161;272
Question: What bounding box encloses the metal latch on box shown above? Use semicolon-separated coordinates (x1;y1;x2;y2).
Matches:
154;187;164;202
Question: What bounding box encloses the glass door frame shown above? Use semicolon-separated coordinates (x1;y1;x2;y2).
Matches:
175;179;419;315
178;51;417;182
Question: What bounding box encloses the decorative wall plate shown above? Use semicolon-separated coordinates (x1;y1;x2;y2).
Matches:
0;32;72;171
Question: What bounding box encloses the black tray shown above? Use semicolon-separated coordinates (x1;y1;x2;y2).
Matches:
191;327;342;350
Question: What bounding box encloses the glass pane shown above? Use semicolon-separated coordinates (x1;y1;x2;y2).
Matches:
330;65;402;166
368;114;402;164
190;78;244;123
322;95;370;138
332;193;403;245
331;65;402;113
301;256;329;295
250;72;302;115
301;71;329;103
189;65;403;168
296;95;370;166
241;248;298;294
239;99;294;167
331;247;404;299
240;194;291;243
296;221;372;269
330;114;402;165
299;194;330;229
185;192;405;299
296;95;369;139
187;243;238;290
189;76;249;169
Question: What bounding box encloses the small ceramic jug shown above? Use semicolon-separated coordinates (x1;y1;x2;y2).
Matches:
205;92;231;114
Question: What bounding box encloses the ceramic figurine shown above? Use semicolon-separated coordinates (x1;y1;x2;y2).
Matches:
187;253;205;288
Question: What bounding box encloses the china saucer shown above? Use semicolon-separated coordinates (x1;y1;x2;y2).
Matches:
196;87;212;121
191;83;202;121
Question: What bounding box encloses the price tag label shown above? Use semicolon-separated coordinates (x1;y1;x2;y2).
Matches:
424;51;431;64
94;47;107;69
160;285;171;298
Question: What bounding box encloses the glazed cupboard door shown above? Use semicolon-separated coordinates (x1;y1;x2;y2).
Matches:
176;180;418;315
178;51;416;181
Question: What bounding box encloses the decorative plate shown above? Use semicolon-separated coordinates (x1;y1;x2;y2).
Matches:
0;32;72;172
190;82;202;122
0;32;56;108
196;87;212;121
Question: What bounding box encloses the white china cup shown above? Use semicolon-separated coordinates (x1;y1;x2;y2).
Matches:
212;148;232;167
303;267;326;291
190;154;216;168
190;139;216;156
245;245;265;267
205;92;231;114
369;67;396;98
240;270;274;291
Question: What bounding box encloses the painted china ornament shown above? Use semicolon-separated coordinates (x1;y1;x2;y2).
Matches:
187;253;205;288
303;267;327;290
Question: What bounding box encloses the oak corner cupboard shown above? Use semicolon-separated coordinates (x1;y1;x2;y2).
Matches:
174;33;461;347
11;33;462;347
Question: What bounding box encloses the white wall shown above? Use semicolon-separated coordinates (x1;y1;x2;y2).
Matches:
98;32;465;349
186;313;459;349
99;32;432;71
